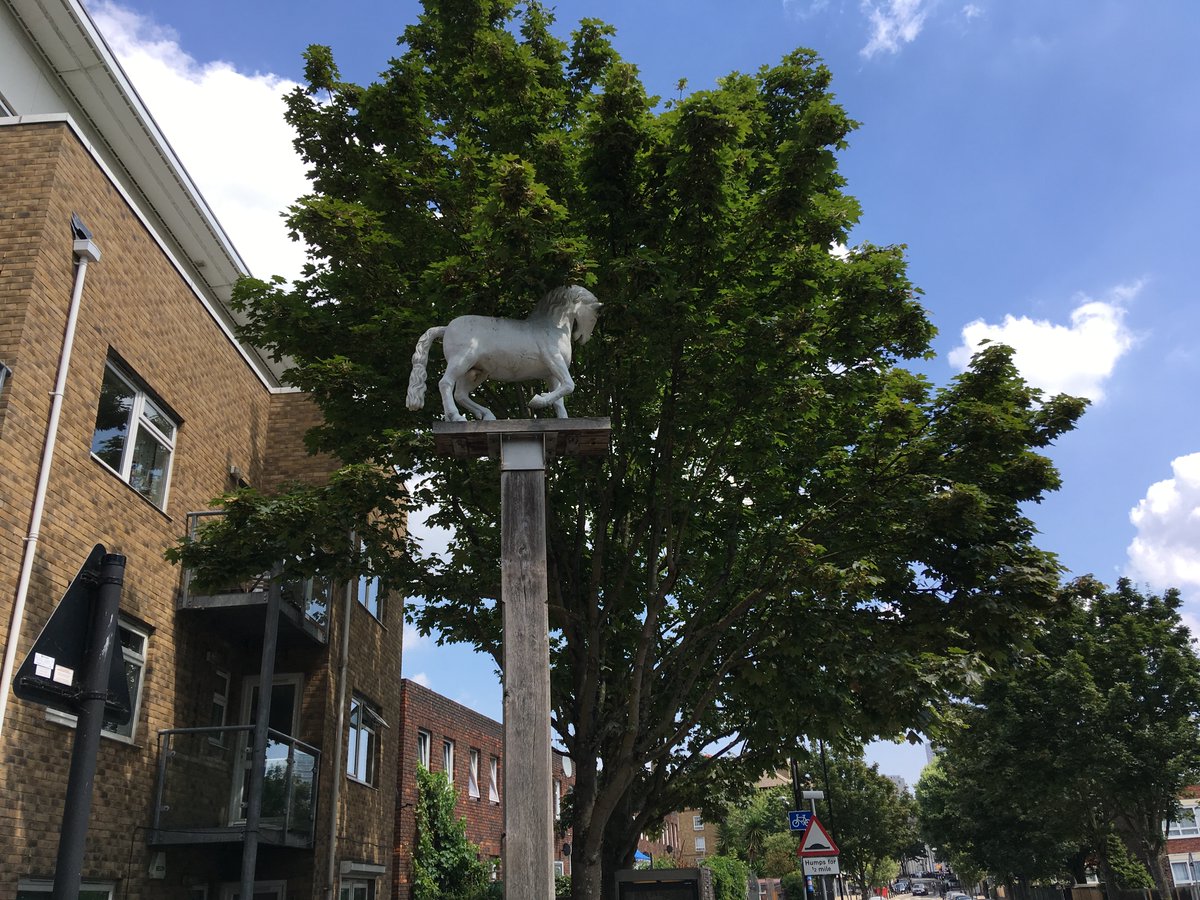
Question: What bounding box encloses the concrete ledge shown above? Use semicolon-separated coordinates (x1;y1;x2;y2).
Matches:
433;417;611;459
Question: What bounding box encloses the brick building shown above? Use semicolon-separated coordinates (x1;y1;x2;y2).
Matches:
394;678;575;897
0;1;402;897
1167;785;1200;887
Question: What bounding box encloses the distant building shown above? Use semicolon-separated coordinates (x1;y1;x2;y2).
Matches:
393;679;574;897
1167;785;1200;887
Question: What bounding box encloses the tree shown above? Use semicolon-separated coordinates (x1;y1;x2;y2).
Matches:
170;1;1084;896
803;751;917;899
413;766;490;900
702;855;753;900
916;578;1200;898
719;786;792;867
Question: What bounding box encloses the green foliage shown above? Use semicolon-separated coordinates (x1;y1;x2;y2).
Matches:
701;855;752;900
168;0;1086;895
720;786;791;865
555;874;572;898
916;578;1200;894
760;831;801;878
1103;834;1153;890
413;766;490;900
781;871;808;900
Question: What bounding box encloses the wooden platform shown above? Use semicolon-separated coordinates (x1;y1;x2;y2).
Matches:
432;417;611;459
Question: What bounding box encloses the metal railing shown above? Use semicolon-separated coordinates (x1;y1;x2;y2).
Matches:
179;511;331;631
150;725;320;847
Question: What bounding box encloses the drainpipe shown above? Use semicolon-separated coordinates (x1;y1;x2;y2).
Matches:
0;231;101;741
325;576;355;899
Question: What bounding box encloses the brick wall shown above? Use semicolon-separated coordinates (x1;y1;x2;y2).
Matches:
394;678;576;898
0;120;402;899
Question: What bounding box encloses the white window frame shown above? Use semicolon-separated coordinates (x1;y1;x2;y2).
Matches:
355;536;383;621
90;360;177;510
1169;807;1200;837
554;860;565;877
0;360;10;395
693;814;704;830
695;836;706;853
18;879;114;899
339;878;376;900
469;748;481;799
443;738;455;783
489;755;500;802
554;779;562;819
347;694;382;786
46;617;148;743
209;668;231;746
218;881;286;900
417;729;431;768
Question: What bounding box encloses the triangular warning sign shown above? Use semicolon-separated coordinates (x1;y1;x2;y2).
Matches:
797;815;839;857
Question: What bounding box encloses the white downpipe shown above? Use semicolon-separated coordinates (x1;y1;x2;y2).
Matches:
0;238;101;741
325;576;355;899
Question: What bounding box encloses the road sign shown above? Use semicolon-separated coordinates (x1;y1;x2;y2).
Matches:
804;857;841;876
13;545;130;723
797;815;840;857
787;810;813;832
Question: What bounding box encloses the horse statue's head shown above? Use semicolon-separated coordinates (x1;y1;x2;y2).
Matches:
535;284;601;344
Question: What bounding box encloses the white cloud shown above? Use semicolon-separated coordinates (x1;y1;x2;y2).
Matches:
962;3;983;19
92;2;309;282
948;282;1139;401
409;671;431;688
1127;453;1200;593
403;622;430;652
860;0;932;57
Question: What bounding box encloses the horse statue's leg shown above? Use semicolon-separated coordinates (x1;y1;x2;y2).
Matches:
454;371;495;421
529;356;574;418
438;369;467;422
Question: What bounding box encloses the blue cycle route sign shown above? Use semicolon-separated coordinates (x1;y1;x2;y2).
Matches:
788;810;813;832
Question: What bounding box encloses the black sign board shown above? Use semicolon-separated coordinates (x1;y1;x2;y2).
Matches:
12;544;131;724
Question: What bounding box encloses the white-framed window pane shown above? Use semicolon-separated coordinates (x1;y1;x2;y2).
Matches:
554;860;565;877
19;879;114;899
339;879;375;900
469;748;481;799
1169;809;1200;837
91;360;176;509
693;814;704;830
443;739;454;782
489;755;500;802
347;695;378;785
355;537;383;620
1173;863;1191;885
695;836;706;853
417;729;431;768
554;780;561;819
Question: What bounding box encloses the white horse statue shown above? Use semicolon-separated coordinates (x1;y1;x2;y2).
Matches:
406;285;601;422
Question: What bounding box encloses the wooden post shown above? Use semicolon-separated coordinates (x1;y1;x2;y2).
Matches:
433;418;610;900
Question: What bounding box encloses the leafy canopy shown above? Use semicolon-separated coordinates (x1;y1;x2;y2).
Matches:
170;1;1086;896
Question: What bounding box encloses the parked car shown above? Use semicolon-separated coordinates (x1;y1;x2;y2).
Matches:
894;881;911;893
911;884;928;896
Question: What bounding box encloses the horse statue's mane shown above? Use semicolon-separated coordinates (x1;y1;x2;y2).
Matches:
406;285;601;422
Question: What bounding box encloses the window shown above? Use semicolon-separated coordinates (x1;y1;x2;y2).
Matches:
339;880;376;900
693;814;704;831
554;860;565;877
417;729;431;768
18;880;114;899
209;668;230;745
347;695;381;785
46;618;148;741
1172;862;1193;885
0;360;9;395
695;836;706;853
1169;808;1200;837
469;748;481;799
91;360;177;509
443;739;455;782
554;780;562;819
355;537;383;620
489;755;500;802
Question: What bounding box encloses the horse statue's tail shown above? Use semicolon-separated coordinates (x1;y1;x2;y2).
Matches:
406;326;446;410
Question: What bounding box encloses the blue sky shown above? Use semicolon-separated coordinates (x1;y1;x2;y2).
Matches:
82;0;1200;789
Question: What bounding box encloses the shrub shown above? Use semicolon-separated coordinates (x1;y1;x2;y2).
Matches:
702;855;753;900
781;871;808;899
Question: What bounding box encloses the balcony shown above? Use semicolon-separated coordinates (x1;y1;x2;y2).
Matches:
178;511;330;645
149;725;320;848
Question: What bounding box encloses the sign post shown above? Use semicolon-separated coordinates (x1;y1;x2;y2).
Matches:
797;815;840;900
